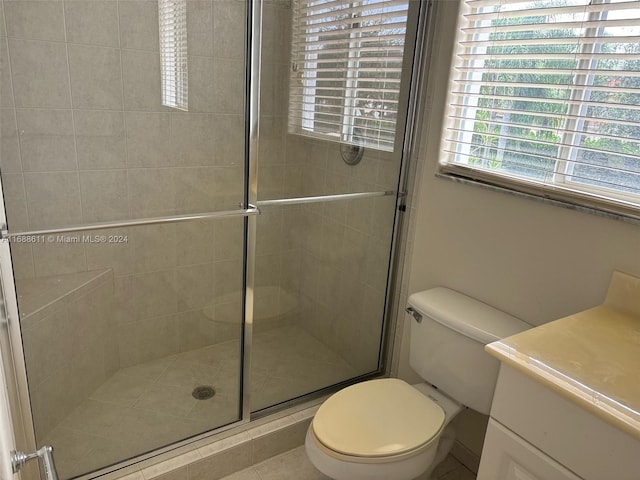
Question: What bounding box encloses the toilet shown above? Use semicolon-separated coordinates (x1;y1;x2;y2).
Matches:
305;287;531;480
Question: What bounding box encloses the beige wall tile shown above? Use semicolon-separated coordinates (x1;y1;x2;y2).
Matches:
345;196;374;235
212;301;242;341
68;44;123;110
262;5;291;66
210;166;243;206
8;243;34;279
212;115;244;166
114;274;135;323
24;171;82;228
176;309;216;352
125;112;172;167
79;170;129;222
4;0;65;42
2;173;28;230
29;367;74;438
186;1;213;57
85;227;134;275
31;242;86;276
212;1;245;60
257;116;285;166
122;49;162;111
22;307;72;387
118;313;178;367
0;2;5;37
213;218;243;261
132;270;178;320
174;168;216;214
0;38;14;107
170;114;216;166
255;207;283;255
175;221;214;267
118;0;159;51
128;167;175;216
255;254;281;288
257;165;284;200
376;157;400;189
176;263;213;312
0;108;21;172
74;110;126;170
283;166;303;197
212;59;244;115
260;63;287;117
213;259;242;302
188;55;214;113
130;224;177;273
9;38;71;108
16;108;76;171
64;0;119;47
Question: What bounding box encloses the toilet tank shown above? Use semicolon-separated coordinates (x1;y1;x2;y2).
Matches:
408;288;530;415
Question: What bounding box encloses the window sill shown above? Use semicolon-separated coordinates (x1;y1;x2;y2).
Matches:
435;172;640;227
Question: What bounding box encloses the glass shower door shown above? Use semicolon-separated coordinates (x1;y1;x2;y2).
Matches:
0;0;252;476
251;0;419;410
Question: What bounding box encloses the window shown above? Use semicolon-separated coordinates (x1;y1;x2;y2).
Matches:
440;0;640;218
159;0;188;111
289;0;410;152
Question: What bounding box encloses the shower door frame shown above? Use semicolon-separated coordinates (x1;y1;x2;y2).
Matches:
0;0;435;477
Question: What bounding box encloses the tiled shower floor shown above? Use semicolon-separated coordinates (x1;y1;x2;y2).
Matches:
42;326;357;479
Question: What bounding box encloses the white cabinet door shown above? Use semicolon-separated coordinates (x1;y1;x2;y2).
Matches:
478;420;583;480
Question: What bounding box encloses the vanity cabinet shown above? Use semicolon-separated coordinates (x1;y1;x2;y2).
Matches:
478;364;640;480
479;419;581;480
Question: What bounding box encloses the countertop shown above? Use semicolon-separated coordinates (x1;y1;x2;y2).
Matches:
485;271;640;441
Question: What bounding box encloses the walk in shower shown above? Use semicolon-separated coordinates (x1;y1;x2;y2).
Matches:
0;0;424;477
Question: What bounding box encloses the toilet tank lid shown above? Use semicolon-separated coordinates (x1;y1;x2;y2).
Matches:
408;288;530;344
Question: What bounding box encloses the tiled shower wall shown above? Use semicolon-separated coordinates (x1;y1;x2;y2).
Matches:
0;0;297;368
282;138;399;372
19;269;117;439
0;0;403;379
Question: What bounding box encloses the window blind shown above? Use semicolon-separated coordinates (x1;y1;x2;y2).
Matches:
289;0;410;152
159;0;188;111
440;0;640;218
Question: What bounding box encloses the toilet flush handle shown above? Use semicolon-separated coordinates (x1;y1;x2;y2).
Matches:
405;307;422;323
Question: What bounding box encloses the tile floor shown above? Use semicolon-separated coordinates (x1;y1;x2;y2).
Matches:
41;326;357;479
221;446;477;480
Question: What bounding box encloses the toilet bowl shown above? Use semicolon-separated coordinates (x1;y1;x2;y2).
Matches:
305;288;531;480
305;379;462;480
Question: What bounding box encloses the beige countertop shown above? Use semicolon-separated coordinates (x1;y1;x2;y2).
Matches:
485;271;640;441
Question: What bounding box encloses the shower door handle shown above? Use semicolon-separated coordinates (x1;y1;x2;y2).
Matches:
11;445;59;480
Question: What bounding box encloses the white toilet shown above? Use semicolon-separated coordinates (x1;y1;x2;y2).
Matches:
305;287;531;480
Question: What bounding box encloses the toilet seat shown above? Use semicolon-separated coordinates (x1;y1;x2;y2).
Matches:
312;378;446;462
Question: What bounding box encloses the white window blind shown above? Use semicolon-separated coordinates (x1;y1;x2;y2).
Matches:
289;0;410;152
440;0;640;218
159;0;188;111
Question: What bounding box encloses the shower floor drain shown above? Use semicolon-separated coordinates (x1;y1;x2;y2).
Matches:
192;385;216;400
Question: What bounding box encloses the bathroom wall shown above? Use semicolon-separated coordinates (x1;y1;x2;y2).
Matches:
0;0;298;368
19;269;117;439
396;0;640;461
